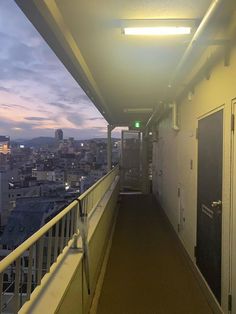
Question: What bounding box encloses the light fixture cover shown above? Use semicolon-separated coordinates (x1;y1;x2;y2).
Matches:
124;108;153;113
123;26;191;36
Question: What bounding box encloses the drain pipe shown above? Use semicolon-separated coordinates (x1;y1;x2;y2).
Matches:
169;0;224;86
169;102;179;131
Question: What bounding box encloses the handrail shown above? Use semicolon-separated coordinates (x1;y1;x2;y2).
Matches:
0;165;119;313
0;165;119;272
79;165;119;216
0;200;78;273
78;165;118;200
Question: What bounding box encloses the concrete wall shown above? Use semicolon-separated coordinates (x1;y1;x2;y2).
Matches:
152;44;236;313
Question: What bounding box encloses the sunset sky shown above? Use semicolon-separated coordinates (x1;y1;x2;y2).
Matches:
0;1;119;140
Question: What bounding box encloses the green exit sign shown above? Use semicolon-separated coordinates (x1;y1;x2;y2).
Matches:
134;121;141;128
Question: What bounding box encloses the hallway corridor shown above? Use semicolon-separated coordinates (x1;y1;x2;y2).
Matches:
97;194;213;314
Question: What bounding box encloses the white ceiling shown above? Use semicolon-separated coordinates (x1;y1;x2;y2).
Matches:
16;0;233;126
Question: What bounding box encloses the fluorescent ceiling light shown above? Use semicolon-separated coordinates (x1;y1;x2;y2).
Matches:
123;27;191;36
124;108;153;113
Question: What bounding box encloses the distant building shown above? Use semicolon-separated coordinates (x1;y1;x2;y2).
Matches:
0;198;68;249
0;154;9;171
58;137;76;154
0;197;72;287
0;171;10;226
0;136;10;155
80;169;105;194
55;129;63;141
80;176;95;194
32;169;65;184
32;169;56;181
66;171;81;188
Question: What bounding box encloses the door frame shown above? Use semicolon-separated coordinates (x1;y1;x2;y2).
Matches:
196;103;235;312
196;107;224;302
197;104;225;121
196;105;226;306
230;98;236;312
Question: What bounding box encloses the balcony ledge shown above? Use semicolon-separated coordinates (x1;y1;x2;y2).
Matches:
19;176;120;314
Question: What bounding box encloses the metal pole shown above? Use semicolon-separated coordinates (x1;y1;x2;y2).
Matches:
77;199;90;295
14;258;20;314
141;131;149;194
107;125;115;171
0;272;3;313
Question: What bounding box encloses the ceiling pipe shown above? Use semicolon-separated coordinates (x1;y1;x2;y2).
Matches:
169;0;224;88
148;0;223;131
169;102;180;131
145;102;179;131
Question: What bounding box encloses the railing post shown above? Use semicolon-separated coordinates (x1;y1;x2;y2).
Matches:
36;238;44;285
0;272;3;313
77;199;90;295
14;258;20;314
107;125;115;172
66;212;70;244
72;203;79;249
46;229;52;272
53;223;59;261
26;246;33;301
59;216;66;253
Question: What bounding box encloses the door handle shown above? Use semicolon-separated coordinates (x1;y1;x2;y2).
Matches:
211;200;222;208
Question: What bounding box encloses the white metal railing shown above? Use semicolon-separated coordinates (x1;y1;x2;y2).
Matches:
0;165;119;314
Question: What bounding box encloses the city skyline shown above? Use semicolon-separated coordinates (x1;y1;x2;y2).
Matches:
0;1;122;140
